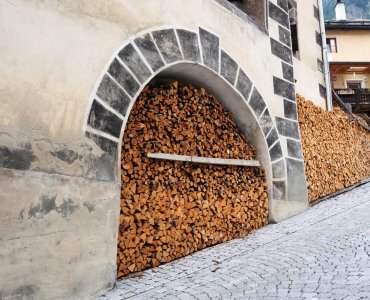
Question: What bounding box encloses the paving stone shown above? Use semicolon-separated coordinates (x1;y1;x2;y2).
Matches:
99;182;370;300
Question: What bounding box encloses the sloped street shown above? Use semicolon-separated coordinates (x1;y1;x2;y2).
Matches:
99;182;370;300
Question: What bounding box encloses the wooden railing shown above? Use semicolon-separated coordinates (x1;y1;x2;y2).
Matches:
334;89;370;104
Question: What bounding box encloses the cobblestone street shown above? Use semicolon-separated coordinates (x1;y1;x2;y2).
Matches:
99;182;370;300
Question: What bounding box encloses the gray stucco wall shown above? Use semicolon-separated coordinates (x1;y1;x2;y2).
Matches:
0;0;309;298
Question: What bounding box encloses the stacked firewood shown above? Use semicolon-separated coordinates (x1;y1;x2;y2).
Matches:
297;94;370;202
118;82;268;277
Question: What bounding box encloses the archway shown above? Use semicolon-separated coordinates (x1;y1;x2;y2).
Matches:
85;26;282;198
84;26;308;278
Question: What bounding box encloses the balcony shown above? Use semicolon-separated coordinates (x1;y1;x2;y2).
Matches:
334;89;370;114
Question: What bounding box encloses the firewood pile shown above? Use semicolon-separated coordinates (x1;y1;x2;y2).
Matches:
297;94;370;202
117;82;268;277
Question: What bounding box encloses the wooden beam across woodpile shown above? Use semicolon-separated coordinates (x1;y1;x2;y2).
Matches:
118;82;268;277
297;94;370;202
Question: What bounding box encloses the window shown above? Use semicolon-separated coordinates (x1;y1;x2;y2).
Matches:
227;0;266;28
326;38;337;53
288;1;299;57
346;80;363;89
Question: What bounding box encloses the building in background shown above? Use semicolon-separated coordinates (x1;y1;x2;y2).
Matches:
325;0;370;116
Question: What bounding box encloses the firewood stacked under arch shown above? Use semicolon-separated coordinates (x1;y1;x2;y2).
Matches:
118;82;268;277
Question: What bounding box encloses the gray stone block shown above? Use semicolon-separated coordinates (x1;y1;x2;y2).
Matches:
118;43;151;84
96;75;131;116
315;31;322;46
284;99;297;120
319;83;326;98
84;132;118;181
199;27;219;72
269;2;289;28
134;33;165;72
87;100;123;138
249;88;266;118
314;5;319;20
152;29;182;64
287;139;303;159
272;159;286;178
273;76;295;101
277;0;288;12
236;69;253;100
286;158;308;201
259;108;273;136
176;29;201;63
220;50;238;85
273;180;286;200
107;58;140;97
279;25;291;47
269;141;283;162
275;117;300;139
266;127;279;148
271;38;292;64
282;62;294;83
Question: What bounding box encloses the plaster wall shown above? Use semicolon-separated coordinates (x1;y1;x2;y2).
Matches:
293;0;326;108
327;29;370;63
332;73;370;89
0;0;309;298
0;168;119;299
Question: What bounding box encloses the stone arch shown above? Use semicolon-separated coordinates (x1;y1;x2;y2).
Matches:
84;26;307;222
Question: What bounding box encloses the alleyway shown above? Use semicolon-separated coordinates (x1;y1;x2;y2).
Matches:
99;182;370;300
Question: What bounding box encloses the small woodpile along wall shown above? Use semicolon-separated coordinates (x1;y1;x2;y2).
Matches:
297;94;370;203
117;82;268;277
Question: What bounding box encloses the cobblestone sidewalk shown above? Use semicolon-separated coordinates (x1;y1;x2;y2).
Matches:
99;182;370;299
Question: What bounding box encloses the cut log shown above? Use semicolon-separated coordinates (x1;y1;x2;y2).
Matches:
117;82;268;278
297;94;370;202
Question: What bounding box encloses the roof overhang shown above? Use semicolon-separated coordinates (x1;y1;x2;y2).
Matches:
325;20;370;30
329;62;370;75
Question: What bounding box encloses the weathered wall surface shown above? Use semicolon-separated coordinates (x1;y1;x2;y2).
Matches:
0;0;309;298
0;168;120;299
293;0;327;108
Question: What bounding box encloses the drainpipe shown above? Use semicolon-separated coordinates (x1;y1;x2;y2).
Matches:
318;0;333;111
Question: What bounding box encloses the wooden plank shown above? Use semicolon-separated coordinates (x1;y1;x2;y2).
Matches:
147;153;260;167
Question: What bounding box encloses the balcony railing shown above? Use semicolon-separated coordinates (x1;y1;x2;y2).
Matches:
334;89;370;104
